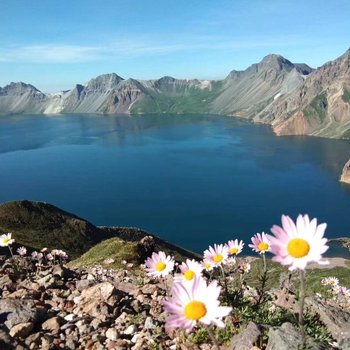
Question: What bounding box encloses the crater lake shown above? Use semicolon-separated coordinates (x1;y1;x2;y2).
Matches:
0;114;349;255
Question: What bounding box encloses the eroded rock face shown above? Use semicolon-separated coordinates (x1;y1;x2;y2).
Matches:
266;322;302;350
340;159;350;184
306;297;350;343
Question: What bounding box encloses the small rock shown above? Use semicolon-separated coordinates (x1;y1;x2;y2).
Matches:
124;324;137;335
266;322;301;350
9;322;34;338
41;316;63;332
106;328;119;341
0;299;39;329
144;316;156;330
231;322;261;350
64;314;74;322
37;275;56;289
103;258;115;265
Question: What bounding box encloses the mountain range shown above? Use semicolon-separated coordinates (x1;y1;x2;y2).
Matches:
0;48;350;139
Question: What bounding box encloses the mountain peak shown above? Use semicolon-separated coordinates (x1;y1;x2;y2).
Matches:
85;73;124;91
259;54;294;71
0;82;42;96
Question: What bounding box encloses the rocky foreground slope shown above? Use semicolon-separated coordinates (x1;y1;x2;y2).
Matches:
0;254;349;350
0;200;350;349
1;49;350;141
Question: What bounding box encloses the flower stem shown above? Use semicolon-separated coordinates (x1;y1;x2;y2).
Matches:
8;245;14;259
263;253;267;274
204;324;220;350
299;269;306;348
220;265;229;302
256;254;268;307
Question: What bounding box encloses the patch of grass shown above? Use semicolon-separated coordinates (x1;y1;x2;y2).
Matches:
342;88;350;103
245;257;350;295
69;237;140;270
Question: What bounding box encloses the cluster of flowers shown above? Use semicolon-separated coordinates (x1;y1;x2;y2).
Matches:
321;277;350;305
89;266;114;282
142;214;329;338
0;232;68;265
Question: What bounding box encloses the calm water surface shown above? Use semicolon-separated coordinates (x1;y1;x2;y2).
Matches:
0;114;349;255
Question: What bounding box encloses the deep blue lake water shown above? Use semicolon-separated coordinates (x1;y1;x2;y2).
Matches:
0;114;349;256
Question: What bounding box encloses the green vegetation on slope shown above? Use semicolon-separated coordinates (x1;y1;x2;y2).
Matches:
0;200;113;258
130;81;223;114
70;237;140;269
302;92;328;122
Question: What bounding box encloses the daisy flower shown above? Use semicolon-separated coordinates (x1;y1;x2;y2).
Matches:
239;261;251;274
0;233;15;247
144;251;174;278
321;277;339;287
203;244;229;266
249;232;271;254
163;276;232;332
268;214;329;271
226;239;244;256
202;259;214;272
17;246;27;256
175;259;203;283
331;285;342;295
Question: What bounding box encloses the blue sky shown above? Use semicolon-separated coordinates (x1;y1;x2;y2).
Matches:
0;0;349;92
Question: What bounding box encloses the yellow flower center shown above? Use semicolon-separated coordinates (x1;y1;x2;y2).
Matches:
258;242;269;251
184;301;207;320
287;238;310;258
204;262;211;270
229;247;238;255
155;262;166;272
3;238;10;245
213;254;223;263
184;270;195;281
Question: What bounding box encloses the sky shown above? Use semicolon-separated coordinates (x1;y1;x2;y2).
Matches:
0;0;349;92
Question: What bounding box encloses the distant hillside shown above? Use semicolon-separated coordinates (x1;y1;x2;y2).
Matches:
0;200;197;260
1;49;350;139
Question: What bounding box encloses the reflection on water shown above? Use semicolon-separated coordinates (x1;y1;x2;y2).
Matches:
0;113;349;254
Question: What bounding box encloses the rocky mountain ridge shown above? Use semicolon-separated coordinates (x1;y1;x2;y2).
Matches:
0;49;350;141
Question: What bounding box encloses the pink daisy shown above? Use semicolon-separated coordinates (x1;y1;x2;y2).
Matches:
268;214;329;271
249;232;271;254
226;239;244;256
163;276;232;332
16;246;27;256
144;251;174;278
203;244;229;266
175;259;203;283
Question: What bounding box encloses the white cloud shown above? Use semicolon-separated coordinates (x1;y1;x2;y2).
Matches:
0;35;322;64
